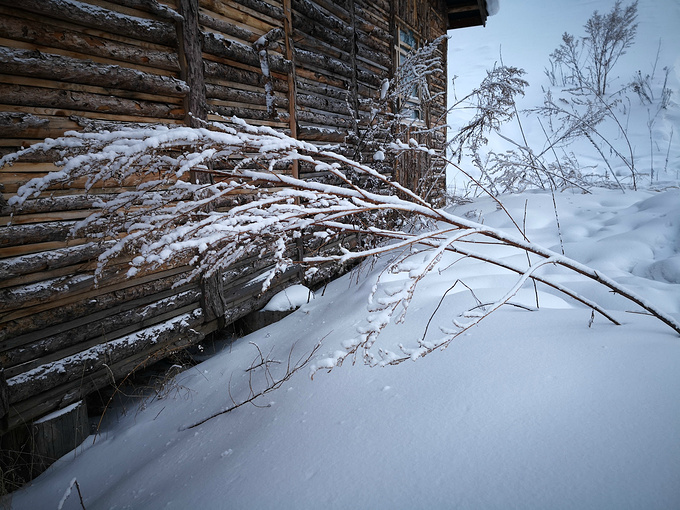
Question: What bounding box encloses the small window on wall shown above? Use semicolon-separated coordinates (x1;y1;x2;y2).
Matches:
396;26;422;122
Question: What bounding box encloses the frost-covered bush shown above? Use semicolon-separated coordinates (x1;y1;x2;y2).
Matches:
450;0;676;194
546;0;638;96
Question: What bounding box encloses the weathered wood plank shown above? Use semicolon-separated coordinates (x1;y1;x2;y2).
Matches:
106;0;183;21
298;125;348;142
0;237;102;285
0;164;179;195
200;0;282;31
292;12;351;55
198;10;259;44
205;83;287;108
0;47;188;97
1;194;97;217
0;84;184;120
0;112;49;138
4;309;204;432
0;0;177;46
292;0;351;37
210;103;289;123
0;276;195;348
0;264;191;323
0;14;180;72
6;309;204;405
294;48;354;80
202;31;290;75
3;292;200;376
204;60;288;92
0;221;74;250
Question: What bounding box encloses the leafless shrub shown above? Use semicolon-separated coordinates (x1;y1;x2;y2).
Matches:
547;1;638;96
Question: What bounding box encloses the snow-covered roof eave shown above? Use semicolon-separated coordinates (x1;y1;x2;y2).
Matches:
446;0;499;30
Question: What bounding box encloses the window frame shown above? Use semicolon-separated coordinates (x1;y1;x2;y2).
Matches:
395;25;424;123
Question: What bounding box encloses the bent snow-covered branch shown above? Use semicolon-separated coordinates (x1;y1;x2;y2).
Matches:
3;118;678;371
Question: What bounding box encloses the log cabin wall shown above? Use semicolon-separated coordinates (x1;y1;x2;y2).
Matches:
0;0;206;437
392;0;449;204
0;0;465;438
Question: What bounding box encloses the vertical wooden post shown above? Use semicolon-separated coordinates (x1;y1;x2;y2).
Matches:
177;0;206;128
282;0;298;179
282;0;304;270
348;0;361;150
0;365;8;433
177;0;211;187
32;401;89;475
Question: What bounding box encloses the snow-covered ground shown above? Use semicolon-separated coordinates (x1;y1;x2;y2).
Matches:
6;1;680;508
8;187;680;510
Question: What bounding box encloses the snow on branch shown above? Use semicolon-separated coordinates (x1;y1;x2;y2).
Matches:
3;117;678;375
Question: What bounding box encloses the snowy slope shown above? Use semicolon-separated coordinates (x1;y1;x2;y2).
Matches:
9;188;680;510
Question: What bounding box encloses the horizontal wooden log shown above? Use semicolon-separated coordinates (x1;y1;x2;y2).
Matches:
224;0;283;20
210;103;288;122
292;13;351;55
0;113;86;143
0;112;49;138
356;27;391;55
0;165;177;195
0;256;196;322
204;60;288;92
0;13;180;72
296;108;359;129
0;0;177;46
0;242;104;282
0;84;185;120
311;0;351;19
199;11;258;43
0;210;95;228
68;116;170;133
205;83;288;108
357;0;390;13
1;194;97;217
298;125;348;142
295;78;353;103
0;259;97;292
0;221;73;250
292;0;351;38
356;43;391;72
6;309;204;404
0;273;99;314
294;47;353;80
202;31;290;74
355;5;390;34
3;290;201;375
109;0;183;22
0;275;195;350
0;47;188;97
4;309;204;432
201;0;283;27
297;92;352;116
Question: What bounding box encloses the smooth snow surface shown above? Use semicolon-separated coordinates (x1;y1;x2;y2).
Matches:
9;188;680;510
262;285;314;311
